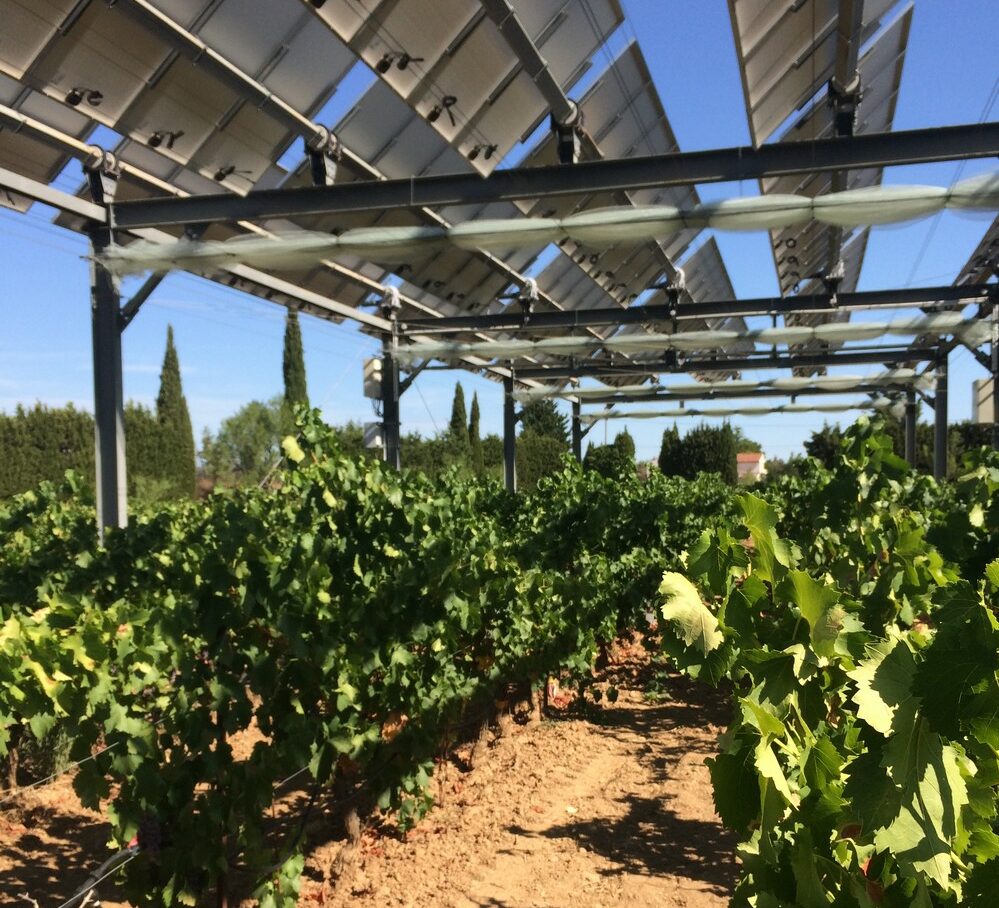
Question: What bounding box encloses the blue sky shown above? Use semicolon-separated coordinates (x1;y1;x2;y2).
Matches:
0;0;996;463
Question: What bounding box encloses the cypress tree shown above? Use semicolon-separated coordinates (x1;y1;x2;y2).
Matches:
156;325;196;498
520;399;569;446
448;382;469;447
468;392;484;476
282;308;309;410
658;424;681;474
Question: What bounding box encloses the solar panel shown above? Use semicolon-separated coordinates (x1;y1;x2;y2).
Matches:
728;0;898;145
955;216;999;286
305;0;622;174
764;7;911;300
0;81;94;211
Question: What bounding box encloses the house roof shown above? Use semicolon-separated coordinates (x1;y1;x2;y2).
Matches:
737;452;765;463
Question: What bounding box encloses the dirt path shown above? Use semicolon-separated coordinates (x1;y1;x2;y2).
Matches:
1;648;738;908
307;652;737;908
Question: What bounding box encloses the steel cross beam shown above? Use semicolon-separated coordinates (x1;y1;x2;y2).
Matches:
511;346;937;380
399;284;994;333
574;383;922;406
109;123;999;228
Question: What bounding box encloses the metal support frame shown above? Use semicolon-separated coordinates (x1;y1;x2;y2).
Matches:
89;224;127;539
400;284;994;333
571;399;582;461
84;152;127;540
306;127;341;187
109;123;999;228
904;391;917;466
934;349;949;480
570;382;922;407
381;293;403;469
381;343;401;470
511;345;936;381
503;375;517;492
992;306;999;450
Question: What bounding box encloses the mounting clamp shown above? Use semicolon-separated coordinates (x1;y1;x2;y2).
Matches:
828;74;863;138
517;278;539;323
822;259;846;306
380;285;401;319
550;100;583;164
84;148;121;206
306;127;342;187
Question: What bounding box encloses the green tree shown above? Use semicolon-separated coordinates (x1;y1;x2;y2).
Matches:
282;308;309;412
156;326;196;498
804;422;844;468
614;427;636;462
520;399;569;446
733;426;763;453
583;430;636;479
448;382;469;449
481;434;504;473
125;402;173;502
468;392;484;476
659;422;737;484
516;429;566;490
201;398;284;487
657;423;681;474
0;404;94;497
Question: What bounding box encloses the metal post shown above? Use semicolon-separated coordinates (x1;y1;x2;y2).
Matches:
571;399;582;461
992;306;999;450
503;376;517;492
381;337;401;470
904;390;917;466
89;228;127;540
934;350;948;480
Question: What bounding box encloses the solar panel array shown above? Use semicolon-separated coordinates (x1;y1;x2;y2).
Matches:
0;0;989;395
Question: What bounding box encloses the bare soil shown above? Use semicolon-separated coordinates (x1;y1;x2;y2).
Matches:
1;641;737;907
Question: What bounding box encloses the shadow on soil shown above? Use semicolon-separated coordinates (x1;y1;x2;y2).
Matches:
513;680;739;898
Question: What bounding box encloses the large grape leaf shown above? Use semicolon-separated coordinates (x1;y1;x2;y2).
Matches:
659;572;723;654
709;749;760;833
739;494;792;584
780;570;857;662
848;630;917;736
913;583;999;739
874;717;969;890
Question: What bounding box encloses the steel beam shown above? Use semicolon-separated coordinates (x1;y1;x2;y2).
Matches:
110;123;999;229
993;307;999;450
0;165;105;223
400;284;994;333
503;376;517;492
905;391;917;465
571;399;582;461
89;228;127;539
575;383;920;406
934;350;949;480
479;0;578;127
381;341;402;470
513;346;936;380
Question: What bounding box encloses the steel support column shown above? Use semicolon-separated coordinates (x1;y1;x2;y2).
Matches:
503;376;517;492
934;351;949;480
571;400;582;461
992;307;999;450
381;340;401;470
89;228;127;539
904;391;917;466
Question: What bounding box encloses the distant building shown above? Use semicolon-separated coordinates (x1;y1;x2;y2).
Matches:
737;451;767;483
973;379;995;424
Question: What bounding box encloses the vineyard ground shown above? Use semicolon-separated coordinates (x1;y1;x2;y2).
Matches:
0;643;737;908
